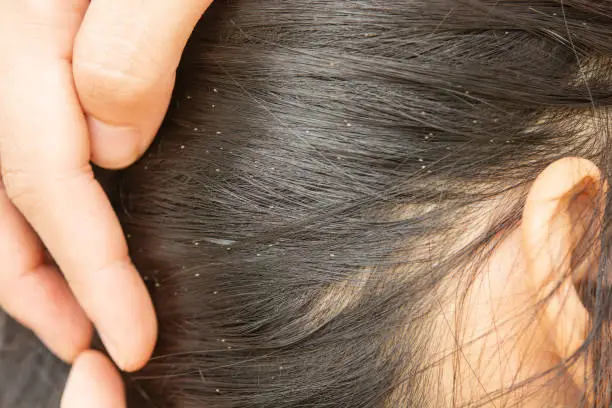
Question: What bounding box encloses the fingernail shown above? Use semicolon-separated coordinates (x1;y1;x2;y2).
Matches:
87;117;142;169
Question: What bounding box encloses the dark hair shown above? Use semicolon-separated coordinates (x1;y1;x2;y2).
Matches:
3;0;612;407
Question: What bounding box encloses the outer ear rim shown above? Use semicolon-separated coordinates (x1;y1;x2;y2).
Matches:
522;156;606;391
523;157;604;284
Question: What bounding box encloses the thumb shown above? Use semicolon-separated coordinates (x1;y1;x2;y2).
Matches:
73;0;214;169
61;350;126;408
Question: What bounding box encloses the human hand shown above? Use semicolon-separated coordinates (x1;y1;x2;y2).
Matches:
73;0;213;169
61;351;126;408
0;0;212;392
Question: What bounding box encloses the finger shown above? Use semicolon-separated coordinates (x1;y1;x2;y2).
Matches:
74;0;214;169
61;350;126;408
0;182;92;362
0;5;157;371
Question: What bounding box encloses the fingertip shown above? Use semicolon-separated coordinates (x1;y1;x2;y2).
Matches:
78;70;174;170
40;267;95;363
103;310;158;373
0;189;93;362
93;260;158;372
61;350;126;408
103;309;157;373
1;264;93;363
54;319;94;364
88;117;150;170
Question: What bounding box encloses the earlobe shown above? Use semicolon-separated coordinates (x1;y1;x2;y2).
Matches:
522;157;606;377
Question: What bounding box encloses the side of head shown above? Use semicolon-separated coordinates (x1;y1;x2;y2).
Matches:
115;1;612;407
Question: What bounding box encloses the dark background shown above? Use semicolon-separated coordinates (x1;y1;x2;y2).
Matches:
0;311;68;408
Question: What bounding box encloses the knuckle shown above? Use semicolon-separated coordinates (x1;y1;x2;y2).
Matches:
1;168;44;213
74;34;164;109
74;59;156;108
2;165;92;215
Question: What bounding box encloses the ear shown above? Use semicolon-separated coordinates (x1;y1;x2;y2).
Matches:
522;157;607;372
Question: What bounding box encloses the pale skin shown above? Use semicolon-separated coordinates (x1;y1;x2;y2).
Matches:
0;0;212;406
58;159;601;405
434;157;605;406
0;1;602;405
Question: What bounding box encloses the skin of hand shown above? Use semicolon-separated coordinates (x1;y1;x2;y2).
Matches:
61;351;127;408
0;0;212;404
